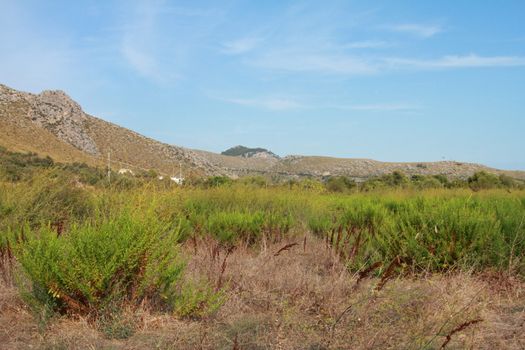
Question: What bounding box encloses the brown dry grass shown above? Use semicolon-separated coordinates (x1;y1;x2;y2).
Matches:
1;235;524;349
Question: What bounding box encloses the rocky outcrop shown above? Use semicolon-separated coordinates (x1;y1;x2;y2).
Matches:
0;84;99;155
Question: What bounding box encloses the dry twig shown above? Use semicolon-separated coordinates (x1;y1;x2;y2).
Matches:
274;242;298;256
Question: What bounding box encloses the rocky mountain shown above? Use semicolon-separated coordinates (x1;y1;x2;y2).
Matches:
0;84;219;177
1;83;523;180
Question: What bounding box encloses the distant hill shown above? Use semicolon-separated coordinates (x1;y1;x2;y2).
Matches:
1;83;524;180
221;145;280;159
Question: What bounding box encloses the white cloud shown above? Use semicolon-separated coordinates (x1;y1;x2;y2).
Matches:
386;54;525;69
387;23;443;38
221;37;261;55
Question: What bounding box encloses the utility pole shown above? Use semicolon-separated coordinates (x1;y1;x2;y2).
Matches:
107;150;111;184
179;162;182;180
171;164;175;187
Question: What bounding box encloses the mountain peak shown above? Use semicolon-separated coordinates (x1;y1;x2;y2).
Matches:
221;145;280;159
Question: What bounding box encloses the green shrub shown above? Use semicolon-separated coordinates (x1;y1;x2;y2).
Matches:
468;171;501;190
312;193;525;274
294;178;325;192
15;212;186;318
205;211;265;245
171;280;224;319
23;171;94;225
205;176;233;188
325;176;356;193
410;175;443;189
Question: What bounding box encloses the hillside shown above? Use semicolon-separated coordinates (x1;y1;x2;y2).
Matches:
1;83;523;180
0;84;214;177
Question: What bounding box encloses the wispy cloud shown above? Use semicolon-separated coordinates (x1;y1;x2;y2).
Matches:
221;37;261;55
223;97;304;110
387;23;443;38
121;41;161;80
386;54;525;69
118;0;222;83
250;51;525;76
119;0;166;82
218;95;418;112
342;40;393;49
328;103;420;111
250;51;378;75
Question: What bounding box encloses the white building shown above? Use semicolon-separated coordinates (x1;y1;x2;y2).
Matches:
170;176;184;185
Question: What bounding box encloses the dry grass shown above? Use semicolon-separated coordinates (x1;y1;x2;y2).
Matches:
1;235;524;349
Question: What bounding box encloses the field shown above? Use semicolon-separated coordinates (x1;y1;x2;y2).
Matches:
1;151;524;349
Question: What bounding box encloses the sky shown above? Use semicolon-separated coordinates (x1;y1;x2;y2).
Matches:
1;1;524;170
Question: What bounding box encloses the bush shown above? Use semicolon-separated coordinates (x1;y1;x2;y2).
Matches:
171;280;224;319
205;211;265;245
361;171;409;191
325;176;356;193
0;148;54;182
468;171;501;190
15;213;186;319
23;171;94;225
205;176;233;188
308;193;525;274
410;175;443;189
499;174;517;188
292;178;325;192
240;176;268;188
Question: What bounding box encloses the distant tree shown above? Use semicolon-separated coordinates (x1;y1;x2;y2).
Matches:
468;171;501;190
433;174;450;186
240;176;268;187
325;176;356;193
205;176;233;188
498;174;516;188
410;174;442;189
391;171;408;186
299;178;325;192
375;171;409;187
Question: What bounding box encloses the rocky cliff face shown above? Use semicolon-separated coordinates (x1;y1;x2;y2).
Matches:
0;85;99;155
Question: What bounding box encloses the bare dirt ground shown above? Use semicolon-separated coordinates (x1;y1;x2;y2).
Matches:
1;236;524;349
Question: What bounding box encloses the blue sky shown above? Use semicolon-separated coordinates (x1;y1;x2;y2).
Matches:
1;1;524;169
